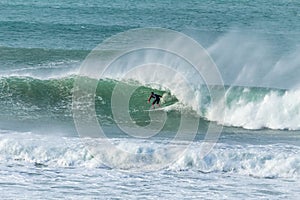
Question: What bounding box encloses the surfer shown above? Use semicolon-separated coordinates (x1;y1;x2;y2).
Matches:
148;92;162;109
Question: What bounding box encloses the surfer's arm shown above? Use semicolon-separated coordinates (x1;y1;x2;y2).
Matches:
148;95;153;102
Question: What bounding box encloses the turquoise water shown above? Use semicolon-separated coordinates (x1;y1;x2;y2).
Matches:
0;0;300;199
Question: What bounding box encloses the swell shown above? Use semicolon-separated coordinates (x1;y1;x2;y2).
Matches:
0;46;86;79
0;19;134;50
0;46;87;66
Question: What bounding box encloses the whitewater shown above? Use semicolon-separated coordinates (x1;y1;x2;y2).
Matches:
1;0;300;199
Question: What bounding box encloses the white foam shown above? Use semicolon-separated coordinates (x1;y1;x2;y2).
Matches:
0;132;98;168
0;132;299;178
206;89;300;130
171;142;300;178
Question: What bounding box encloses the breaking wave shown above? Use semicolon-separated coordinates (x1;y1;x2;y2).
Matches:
0;75;299;130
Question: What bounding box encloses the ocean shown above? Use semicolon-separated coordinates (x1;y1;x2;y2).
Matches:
0;0;300;199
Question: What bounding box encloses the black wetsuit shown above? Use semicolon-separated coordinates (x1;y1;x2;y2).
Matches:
150;94;162;105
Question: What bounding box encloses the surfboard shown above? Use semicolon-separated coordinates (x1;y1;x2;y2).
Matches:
144;104;174;112
145;107;165;112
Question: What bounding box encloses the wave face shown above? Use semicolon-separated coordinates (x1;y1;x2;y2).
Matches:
0;76;178;128
0;75;299;131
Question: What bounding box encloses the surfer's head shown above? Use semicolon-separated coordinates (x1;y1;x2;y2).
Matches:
151;92;154;95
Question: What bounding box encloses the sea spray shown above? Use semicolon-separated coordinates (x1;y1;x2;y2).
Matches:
207;31;300;89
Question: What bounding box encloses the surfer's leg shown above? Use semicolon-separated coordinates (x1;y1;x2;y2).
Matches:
152;99;158;108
